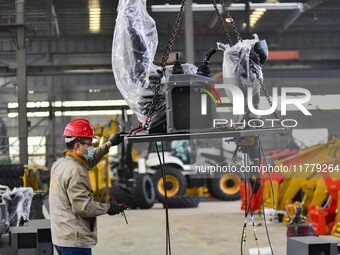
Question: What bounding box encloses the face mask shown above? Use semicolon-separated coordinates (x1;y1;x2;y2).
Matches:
80;144;95;160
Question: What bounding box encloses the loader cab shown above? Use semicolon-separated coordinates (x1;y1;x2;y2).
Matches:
148;140;197;166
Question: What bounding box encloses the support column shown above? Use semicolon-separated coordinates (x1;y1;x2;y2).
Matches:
16;0;28;164
46;0;56;168
184;0;194;64
245;0;251;35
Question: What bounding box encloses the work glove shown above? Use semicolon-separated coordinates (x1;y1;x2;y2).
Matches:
107;202;127;216
110;133;125;146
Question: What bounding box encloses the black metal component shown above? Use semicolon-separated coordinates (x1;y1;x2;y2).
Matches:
135;0;187;135
172;53;184;74
254;40;269;65
197;48;217;77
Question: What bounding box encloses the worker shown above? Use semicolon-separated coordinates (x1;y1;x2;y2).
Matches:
49;118;127;255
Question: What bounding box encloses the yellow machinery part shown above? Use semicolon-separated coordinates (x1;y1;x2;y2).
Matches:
219;173;241;195
331;191;340;237
88;117;120;202
186;187;207;196
268;138;340;215
263;180;279;209
157;175;180;197
23;164;49;191
277;178;304;211
303;178;328;212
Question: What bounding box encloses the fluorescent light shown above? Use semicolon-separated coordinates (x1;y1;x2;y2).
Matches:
249;8;267;27
7;99;133;118
55;110;124;116
251;13;263;18
27;112;50;118
89;0;101;33
8;102;50;108
8;109;134;118
151;3;304;12
55;110;134;117
255;8;267;13
8;113;18;118
8;100;128;109
253;10;266;15
60;100;128;107
250;16;260;21
8;102;18;109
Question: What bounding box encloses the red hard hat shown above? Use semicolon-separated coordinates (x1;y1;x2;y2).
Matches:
64;118;97;138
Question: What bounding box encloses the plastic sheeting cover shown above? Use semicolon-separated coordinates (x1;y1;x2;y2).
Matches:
112;0;197;125
218;34;263;119
112;0;160;123
2;187;33;227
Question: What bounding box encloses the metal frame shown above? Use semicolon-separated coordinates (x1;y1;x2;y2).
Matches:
125;127;285;143
151;3;304;12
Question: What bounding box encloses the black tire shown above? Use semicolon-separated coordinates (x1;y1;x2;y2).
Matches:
152;167;186;201
0;177;24;189
136;174;155;209
0;164;24;178
207;173;242;201
163;196;199;209
110;183;137;209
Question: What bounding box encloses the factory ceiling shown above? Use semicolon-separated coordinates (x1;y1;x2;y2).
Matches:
0;0;338;37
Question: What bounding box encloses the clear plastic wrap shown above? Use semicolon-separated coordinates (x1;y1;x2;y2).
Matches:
112;0;197;125
218;34;263;119
112;0;160;123
2;187;33;227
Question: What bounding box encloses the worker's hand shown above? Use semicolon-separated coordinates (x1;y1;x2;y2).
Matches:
109;133;124;146
107;202;127;215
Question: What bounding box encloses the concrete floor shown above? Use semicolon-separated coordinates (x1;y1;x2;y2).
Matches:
93;201;292;255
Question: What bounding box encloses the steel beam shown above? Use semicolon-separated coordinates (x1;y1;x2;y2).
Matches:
281;0;327;31
16;0;28;164
185;0;194;64
151;3;304;12
281;8;303;31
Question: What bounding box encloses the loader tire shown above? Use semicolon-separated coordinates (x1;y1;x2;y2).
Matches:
0;164;24;178
153;167;186;201
163;196;199;209
110;183;137;209
0;177;23;189
207;172;241;201
136;174;155;209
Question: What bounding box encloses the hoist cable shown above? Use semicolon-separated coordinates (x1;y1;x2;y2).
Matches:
259;138;275;255
211;0;233;46
129;0;187;134
241;147;262;255
155;142;172;255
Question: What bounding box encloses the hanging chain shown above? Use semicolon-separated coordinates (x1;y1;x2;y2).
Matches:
219;0;243;42
143;0;187;130
130;0;186;134
217;1;286;135
212;0;233;46
251;61;289;135
160;0;187;70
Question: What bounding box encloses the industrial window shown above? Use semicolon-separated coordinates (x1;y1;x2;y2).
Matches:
9;137;46;165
